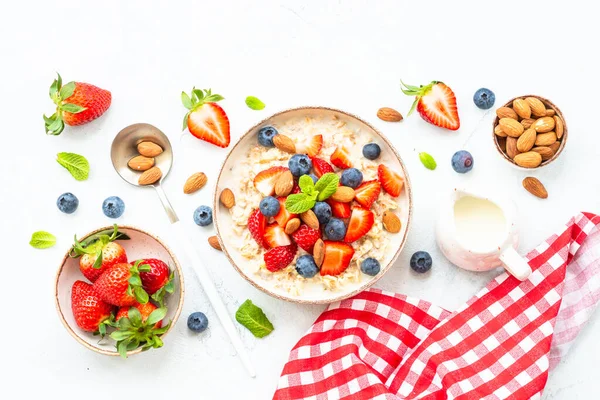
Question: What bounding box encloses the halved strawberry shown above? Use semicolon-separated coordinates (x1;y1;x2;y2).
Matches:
264;244;297;272
312;157;334;178
320;241;355;276
401;81;460;131
291;225;320;253
274;197;297;227
354;180;381;208
263;223;292;248
297;135;323;157
344;207;374;243
327;199;351;219
330;146;353;169
377;164;404;197
253;166;288;196
248;209;268;248
182;88;231;147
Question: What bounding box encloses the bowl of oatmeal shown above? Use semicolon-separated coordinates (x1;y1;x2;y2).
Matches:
213;107;412;304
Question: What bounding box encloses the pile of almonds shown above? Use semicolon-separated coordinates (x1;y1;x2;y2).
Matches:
128;141;164;185
494;96;565;168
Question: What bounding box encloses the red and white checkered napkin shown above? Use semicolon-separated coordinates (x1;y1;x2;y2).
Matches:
274;212;600;399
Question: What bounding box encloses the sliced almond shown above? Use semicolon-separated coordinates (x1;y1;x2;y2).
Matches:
533;117;555;133
208;236;222;251
274;170;294;197
128;155;155;171
512;99;531;119
313;239;325;268
535;131;557;146
520;118;535;129
273;134;296;153
554;115;564;139
516;128;536;152
514;151;542;168
531;146;554;161
494;125;507;137
137;141;163;157
382;211;401;233
506;137;519;159
138;166;162;185
499;118;524;137
330;186;355;203
496;107;519;120
377;107;403;122
219;188;235;209
300;210;319;230
183;172;207;194
522;177;548;199
525;97;546;117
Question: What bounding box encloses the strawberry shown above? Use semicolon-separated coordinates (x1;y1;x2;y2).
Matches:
248;209;269;248
291;180;302;194
71;225;128;282
263;223;292;248
344;207;374;242
330;146;353;169
312;157;335;178
320;241;355;276
354;180;381;209
116;302;162;329
71;280;113;333
253;166;288;196
401;80;460;130
92;261;151;307
291;225;320;252
136;258;174;306
264;244;297;272
111;302;169;358
327;199;352;219
274;197;297;227
378;164;404;197
44;73;111;135
181;88;230;147
297;135;323;157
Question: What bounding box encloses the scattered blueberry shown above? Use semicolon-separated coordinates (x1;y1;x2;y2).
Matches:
313;201;332;225
473;88;495;110
288;154;312;177
259;196;280;217
451;150;474;174
309;174;318;184
102;196;125;219
258;126;278;147
295;255;319;278
340;168;363;189
410;251;432;273
187;312;209;332
362;143;381;160
361;258;381;276
57;192;79;214
193;205;213;226
325;218;346;241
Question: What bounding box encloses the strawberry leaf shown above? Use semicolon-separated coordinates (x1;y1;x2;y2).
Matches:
133;286;149;304
146;307;167;326
92;251;103;269
128;275;142;286
128;307;143;327
181;91;192;109
61;103;86;114
117;339;129;358
59;82;76;100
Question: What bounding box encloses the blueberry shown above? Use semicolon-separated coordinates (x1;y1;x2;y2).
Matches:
313;201;332;225
57;192;79;214
410;251;432;273
309;174;318;184
102;196;125;219
325;218;346;241
187;312;209;332
451;150;474;174
295;255;319;278
258;126;278;147
361;258;381;276
473;88;495;110
362;143;381;160
259;196;280;217
340;168;363;189
288;154;312;177
193;205;213;226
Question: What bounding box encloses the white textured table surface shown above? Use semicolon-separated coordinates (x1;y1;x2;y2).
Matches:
2;1;599;398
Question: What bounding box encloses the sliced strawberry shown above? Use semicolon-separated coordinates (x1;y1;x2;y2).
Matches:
274;197;297;227
327;199;351;219
263;223;291;248
344;207;374;243
377;164;404;197
312;157;334;178
320;241;355;276
264;244;297;272
297;135;323;157
291;225;320;253
330;146;353;169
248;209;268;248
401;81;460;131
291;180;301;194
253;166;288;196
354;180;381;209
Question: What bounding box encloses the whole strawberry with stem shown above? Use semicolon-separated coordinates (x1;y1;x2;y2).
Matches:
116;302;163;329
71;280;114;334
181;88;230;148
44;73;111;135
401;80;460;130
135;258;174;306
111;303;170;358
92;260;151;306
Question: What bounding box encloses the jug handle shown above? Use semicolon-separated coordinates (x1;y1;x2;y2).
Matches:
499;246;532;281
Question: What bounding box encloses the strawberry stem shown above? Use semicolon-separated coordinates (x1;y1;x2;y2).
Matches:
44;72;87;135
400;80;438;116
180;87;224;131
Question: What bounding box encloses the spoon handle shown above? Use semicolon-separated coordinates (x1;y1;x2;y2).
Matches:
154;184;179;223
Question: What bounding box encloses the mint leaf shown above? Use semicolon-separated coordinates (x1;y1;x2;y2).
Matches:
235;300;274;338
57;152;90;181
285;193;316;214
245;96;265;110
315;173;339;201
298;175;315;195
419;152;437;170
29;231;56;249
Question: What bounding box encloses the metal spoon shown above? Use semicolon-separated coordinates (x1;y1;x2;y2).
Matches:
111;123;256;377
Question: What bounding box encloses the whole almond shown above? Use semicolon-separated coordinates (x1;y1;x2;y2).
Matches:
535;131;557;146
208;236;222;251
554;115;564;139
545;109;556;117
137;141;163;157
506;137;519;159
522;177;548;199
219;188;235;208
549;142;561;154
128;155;155;171
516;128;536;152
377;107;403;122
313;239;325;268
525;97;546;117
499;118;524;137
520;118;535;129
274;170;294;197
300;210;319;230
514;151;542;168
533;117;555;133
331;186;355;203
494;125;507;137
496;107;519;120
285;218;301;235
531;146;554;161
183;172;207;194
382;211;401;233
512;99;531;119
497;137;507;153
138;166;162;185
273;134;296;153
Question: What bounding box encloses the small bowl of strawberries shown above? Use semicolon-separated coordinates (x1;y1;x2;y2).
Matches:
55;225;184;358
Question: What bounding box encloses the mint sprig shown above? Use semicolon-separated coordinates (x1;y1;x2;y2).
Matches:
285;173;339;214
235;299;274;338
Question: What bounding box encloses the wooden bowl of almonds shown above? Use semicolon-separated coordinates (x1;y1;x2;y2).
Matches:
493;95;567;169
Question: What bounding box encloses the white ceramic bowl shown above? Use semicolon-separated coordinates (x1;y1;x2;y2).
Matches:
213;106;412;304
55;226;184;356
